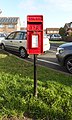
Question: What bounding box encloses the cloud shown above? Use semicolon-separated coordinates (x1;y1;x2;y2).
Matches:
19;0;72;13
19;0;37;11
18;0;72;28
47;0;72;11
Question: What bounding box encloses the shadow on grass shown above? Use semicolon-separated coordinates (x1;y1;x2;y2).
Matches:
0;49;72;87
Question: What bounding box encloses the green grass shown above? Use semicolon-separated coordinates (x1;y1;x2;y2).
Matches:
50;40;66;45
0;50;72;120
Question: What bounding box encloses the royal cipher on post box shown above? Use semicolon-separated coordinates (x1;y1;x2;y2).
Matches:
27;15;43;54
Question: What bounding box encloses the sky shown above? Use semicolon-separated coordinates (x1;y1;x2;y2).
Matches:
0;0;72;29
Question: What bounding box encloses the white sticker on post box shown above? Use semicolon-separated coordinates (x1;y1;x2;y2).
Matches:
32;35;38;48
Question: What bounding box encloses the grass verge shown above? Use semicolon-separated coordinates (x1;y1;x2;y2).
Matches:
0;50;72;120
49;40;66;44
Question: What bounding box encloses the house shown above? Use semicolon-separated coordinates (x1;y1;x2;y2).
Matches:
46;28;59;34
20;27;27;30
64;22;72;30
0;17;21;33
64;22;72;35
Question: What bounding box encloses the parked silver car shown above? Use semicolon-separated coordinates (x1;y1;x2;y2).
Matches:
50;34;62;40
56;42;72;74
1;30;50;58
1;30;28;58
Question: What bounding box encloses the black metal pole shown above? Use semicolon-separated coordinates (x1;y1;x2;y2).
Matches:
34;54;37;97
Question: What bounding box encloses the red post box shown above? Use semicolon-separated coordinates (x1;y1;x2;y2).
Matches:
27;15;43;54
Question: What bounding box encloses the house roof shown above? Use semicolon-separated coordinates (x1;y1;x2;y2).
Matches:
64;22;72;28
46;28;59;31
0;17;19;24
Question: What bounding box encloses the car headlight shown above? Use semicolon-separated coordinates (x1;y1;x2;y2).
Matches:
57;47;64;54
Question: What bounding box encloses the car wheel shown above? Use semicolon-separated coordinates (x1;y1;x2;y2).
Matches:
19;48;28;58
65;56;72;74
1;44;5;50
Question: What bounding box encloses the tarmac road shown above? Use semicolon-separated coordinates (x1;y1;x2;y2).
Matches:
28;48;70;74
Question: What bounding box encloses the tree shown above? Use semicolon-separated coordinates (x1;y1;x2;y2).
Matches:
59;27;66;37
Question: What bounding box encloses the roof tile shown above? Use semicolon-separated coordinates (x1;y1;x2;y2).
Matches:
0;17;19;24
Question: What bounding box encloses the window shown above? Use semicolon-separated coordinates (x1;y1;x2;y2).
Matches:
8;24;15;28
50;31;53;33
0;24;4;28
23;33;27;39
14;32;24;40
70;23;72;28
7;32;15;39
14;32;27;40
